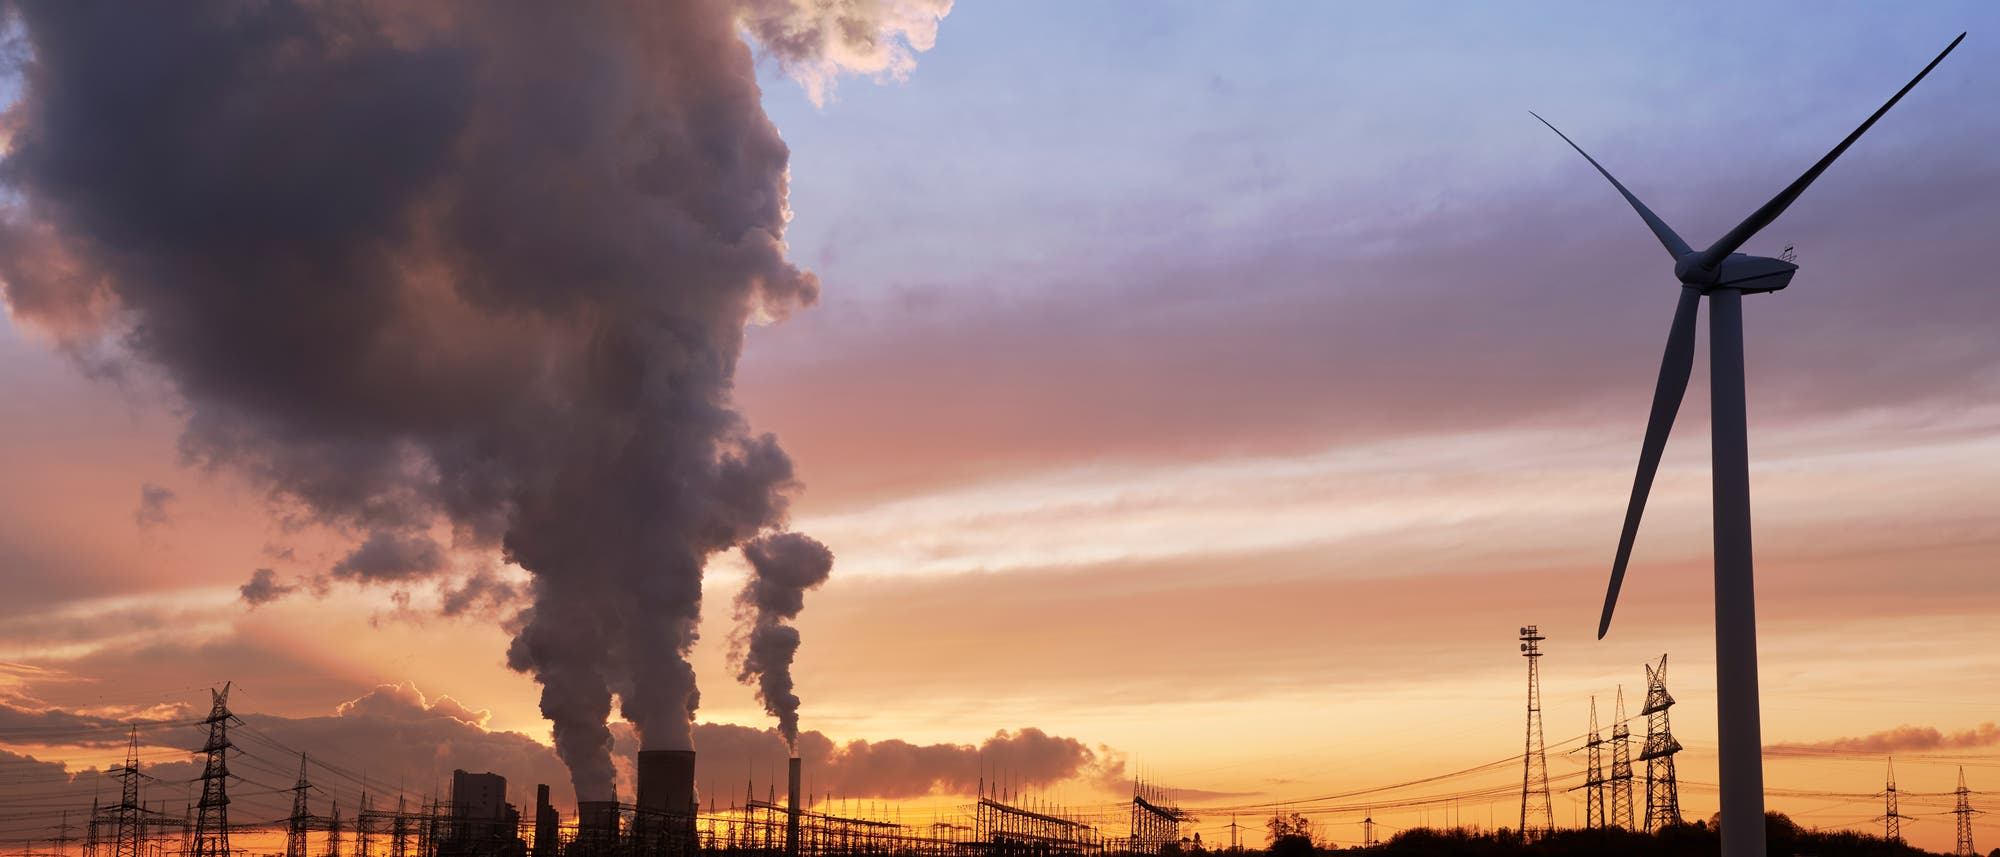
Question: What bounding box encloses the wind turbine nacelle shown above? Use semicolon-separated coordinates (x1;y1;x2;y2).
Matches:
1712;253;1797;294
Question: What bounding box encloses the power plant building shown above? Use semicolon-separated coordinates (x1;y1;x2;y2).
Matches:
446;769;524;857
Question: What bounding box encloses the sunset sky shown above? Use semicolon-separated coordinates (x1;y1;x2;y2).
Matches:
3;2;1999;854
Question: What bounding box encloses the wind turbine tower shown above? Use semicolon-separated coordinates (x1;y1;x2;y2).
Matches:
1536;32;1965;857
1518;626;1551;840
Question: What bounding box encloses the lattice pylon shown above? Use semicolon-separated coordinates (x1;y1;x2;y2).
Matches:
1583;698;1606;829
327;801;344;857
1876;757;1915;844
1639;655;1682;831
1954;766;1978;856
288;754;312;857
191;684;235;857
1609;686;1635;831
108;728;150;857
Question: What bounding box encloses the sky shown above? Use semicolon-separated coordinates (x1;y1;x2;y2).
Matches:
3;1;2000;854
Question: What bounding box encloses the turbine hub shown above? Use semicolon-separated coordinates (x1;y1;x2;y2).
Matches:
1673;253;1717;287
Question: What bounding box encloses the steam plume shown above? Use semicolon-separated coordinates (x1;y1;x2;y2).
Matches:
0;0;956;803
732;532;834;752
736;0;954;107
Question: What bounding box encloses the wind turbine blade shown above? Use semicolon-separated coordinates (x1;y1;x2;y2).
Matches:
1532;112;1692;261
1696;32;1965;270
1601;287;1701;639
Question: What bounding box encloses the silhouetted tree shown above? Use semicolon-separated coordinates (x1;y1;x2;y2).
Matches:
1266;813;1314;857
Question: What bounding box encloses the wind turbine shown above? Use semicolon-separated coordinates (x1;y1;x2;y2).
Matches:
1534;33;1964;857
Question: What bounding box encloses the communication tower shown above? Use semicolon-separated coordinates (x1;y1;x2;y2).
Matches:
1518;626;1551;839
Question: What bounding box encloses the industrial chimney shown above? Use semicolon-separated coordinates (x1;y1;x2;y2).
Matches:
786;757;802;857
532;784;558;857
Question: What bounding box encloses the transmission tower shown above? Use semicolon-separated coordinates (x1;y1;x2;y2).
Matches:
191;683;236;857
1609;687;1635;830
1582;698;1606;828
1362;808;1378;848
55;809;79;857
1518;625;1551;839
107;727;155;857
1876;758;1914;844
357;793;372;857
288;754;314;857
391;795;409;857
328;801;343;857
1639;655;1682;831
84;795;101;857
1954;767;1979;856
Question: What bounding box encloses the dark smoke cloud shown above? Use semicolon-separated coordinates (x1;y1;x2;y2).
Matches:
331;530;447;583
1773;722;2000;754
0;0;911;803
239;568;297;607
732;532;834;751
439;567;522;618
132;484;175;529
649;723;1125;804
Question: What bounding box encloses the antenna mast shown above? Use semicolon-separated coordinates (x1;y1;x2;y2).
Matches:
1518;626;1551;840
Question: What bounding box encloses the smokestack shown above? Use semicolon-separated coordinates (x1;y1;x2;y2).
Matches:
532;785;557;857
786;757;802;857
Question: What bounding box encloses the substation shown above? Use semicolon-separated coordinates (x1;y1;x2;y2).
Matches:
19;645;1989;857
46;687;1156;857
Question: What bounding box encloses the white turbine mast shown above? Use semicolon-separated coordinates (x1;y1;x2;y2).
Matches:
1535;31;1965;857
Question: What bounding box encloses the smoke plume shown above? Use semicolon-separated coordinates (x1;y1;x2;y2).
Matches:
665;722;1126;802
240;569;297;608
732;532;834;752
133;484;176;529
0;0;948;804
1772;722;2000;754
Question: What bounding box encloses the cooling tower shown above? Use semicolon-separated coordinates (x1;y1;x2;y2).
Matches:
635;749;698;816
635;749;698;854
576;800;620;844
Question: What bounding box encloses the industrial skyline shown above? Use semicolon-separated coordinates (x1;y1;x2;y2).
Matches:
3;2;1999;856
